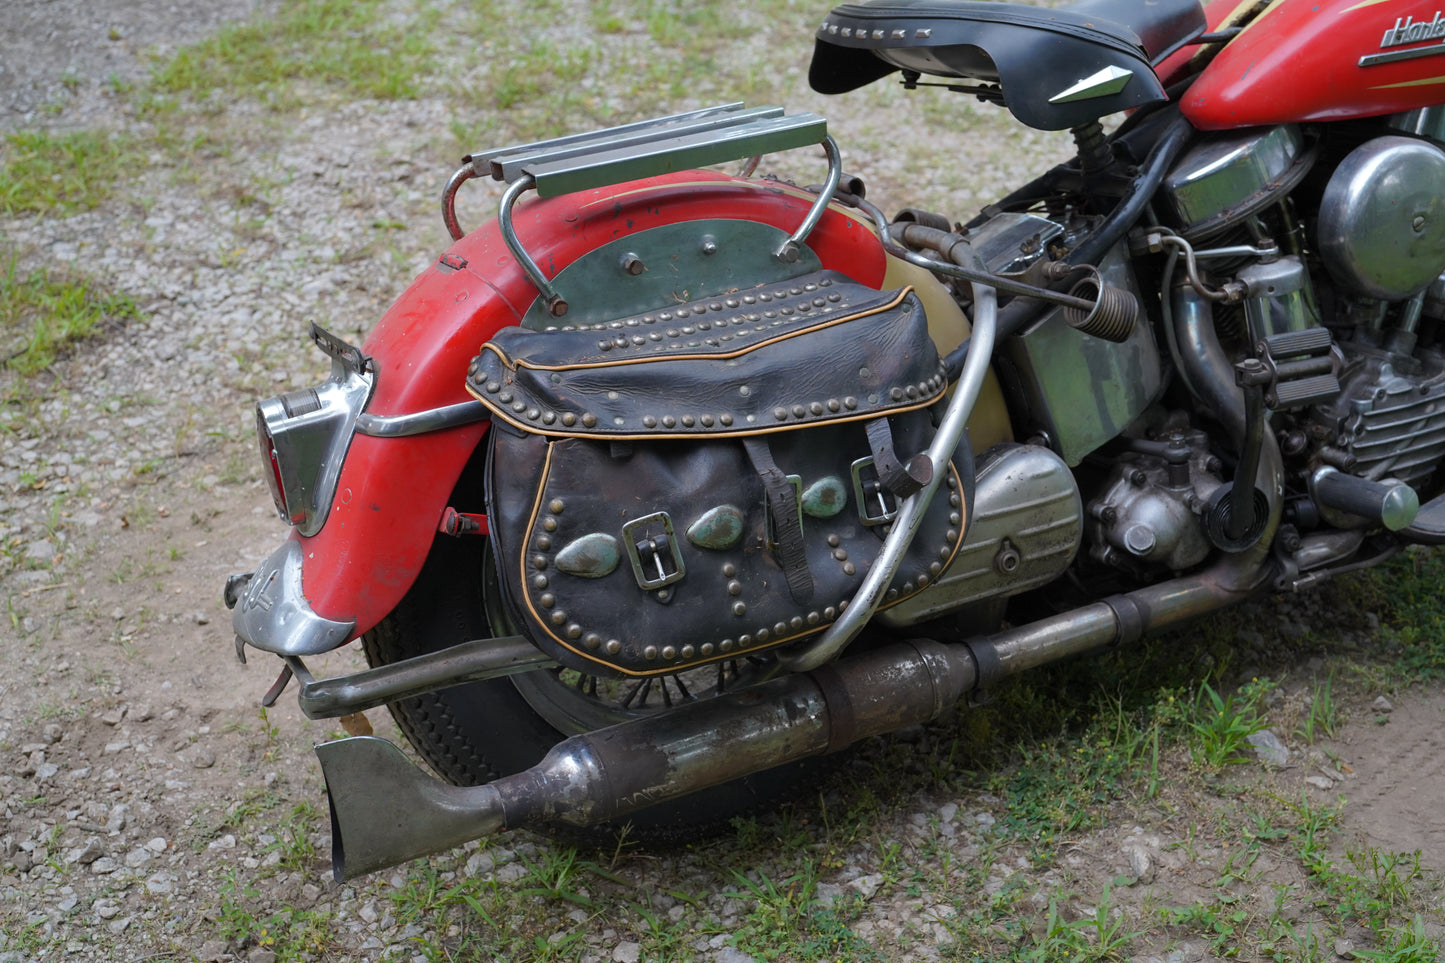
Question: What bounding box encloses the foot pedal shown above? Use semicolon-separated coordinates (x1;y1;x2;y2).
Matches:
1254;328;1342;410
1312;468;1418;532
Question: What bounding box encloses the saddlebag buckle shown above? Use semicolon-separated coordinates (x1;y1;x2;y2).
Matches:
623;513;686;591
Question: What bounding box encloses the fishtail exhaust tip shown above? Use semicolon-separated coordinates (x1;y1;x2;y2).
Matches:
327;788;346;884
316;735;505;882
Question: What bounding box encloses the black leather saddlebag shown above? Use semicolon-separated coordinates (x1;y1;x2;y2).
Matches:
467;270;972;677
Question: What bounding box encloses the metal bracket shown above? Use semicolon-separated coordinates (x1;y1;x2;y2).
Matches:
442;104;839;316
439;508;489;537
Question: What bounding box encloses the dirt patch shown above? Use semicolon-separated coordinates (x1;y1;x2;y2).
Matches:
1333;690;1445;864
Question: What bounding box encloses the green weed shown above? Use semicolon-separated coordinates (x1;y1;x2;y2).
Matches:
217;869;335;958
0;254;141;380
1165;791;1438;960
0;129;142;214
1296;675;1341;744
1026;885;1140;962
727;861;884;962
1355;917;1443;962
264;801;324;872
1189;679;1270;769
1160;895;1252;956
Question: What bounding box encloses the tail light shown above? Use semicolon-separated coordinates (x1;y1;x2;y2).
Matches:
253;324;373;535
257;406;300;525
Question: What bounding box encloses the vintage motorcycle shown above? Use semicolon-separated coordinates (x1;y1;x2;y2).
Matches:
226;0;1445;881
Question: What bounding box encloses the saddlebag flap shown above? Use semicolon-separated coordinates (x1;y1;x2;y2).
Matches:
467;270;972;677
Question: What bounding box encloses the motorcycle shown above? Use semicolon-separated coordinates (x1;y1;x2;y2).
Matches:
225;0;1445;882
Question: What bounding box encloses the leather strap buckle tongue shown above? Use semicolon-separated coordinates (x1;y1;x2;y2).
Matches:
743;437;815;605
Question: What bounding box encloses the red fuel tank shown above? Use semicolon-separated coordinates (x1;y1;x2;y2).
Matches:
1181;0;1445;129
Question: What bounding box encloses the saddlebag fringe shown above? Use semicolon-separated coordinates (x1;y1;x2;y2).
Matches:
467;270;972;677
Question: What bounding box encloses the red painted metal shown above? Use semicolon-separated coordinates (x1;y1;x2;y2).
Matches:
289;170;887;641
1181;0;1445;130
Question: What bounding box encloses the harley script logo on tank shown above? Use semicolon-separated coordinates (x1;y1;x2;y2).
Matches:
1363;10;1445;66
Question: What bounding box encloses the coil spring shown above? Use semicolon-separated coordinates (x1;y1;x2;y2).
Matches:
1063;275;1138;343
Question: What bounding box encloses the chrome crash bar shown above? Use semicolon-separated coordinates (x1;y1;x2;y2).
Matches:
779;201;1000;671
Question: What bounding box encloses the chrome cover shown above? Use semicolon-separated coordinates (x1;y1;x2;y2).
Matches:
1049;65;1134;104
1318;136;1445;300
1088;432;1224;573
257;323;372;537
232;539;356;656
1162;125;1306;236
1237;255;1319;342
876;444;1081;627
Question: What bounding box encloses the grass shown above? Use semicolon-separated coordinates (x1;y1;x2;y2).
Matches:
1027;885;1140;962
1190;678;1271;769
218;869;336;958
1296;674;1341;744
0;253;141;379
148;0;437;106
1160;789;1442;961
0;129;143;215
6;0;1445;958
727;861;886;962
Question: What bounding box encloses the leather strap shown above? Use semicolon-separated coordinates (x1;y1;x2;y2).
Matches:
742;437;815;605
865;417;932;498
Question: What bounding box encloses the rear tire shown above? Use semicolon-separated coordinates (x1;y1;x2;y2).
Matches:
361;529;828;845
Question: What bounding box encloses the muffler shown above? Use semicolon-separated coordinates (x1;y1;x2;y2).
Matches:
321;488;1281;881
320;639;976;881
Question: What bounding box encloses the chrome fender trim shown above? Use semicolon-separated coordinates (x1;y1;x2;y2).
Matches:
232;539;356;656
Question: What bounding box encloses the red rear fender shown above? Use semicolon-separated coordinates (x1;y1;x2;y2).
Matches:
291;171;887;643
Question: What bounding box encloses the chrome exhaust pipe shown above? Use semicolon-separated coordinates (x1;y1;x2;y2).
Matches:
320;639;977;880
323;517;1281;881
321;291;1289;880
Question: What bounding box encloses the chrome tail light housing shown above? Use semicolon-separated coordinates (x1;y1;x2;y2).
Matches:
254;323;373;536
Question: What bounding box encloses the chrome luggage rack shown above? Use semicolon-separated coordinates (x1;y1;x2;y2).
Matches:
441;103;841;317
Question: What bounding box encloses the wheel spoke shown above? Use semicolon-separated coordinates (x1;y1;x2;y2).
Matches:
622;677;657;710
511;634;775;730
671;673;694;702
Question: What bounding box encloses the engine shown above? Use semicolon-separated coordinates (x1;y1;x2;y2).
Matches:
1137;115;1445;564
968;113;1445;587
879;109;1445;629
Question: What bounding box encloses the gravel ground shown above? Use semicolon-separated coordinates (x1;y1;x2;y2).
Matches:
3;2;1445;962
1;0;276;130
